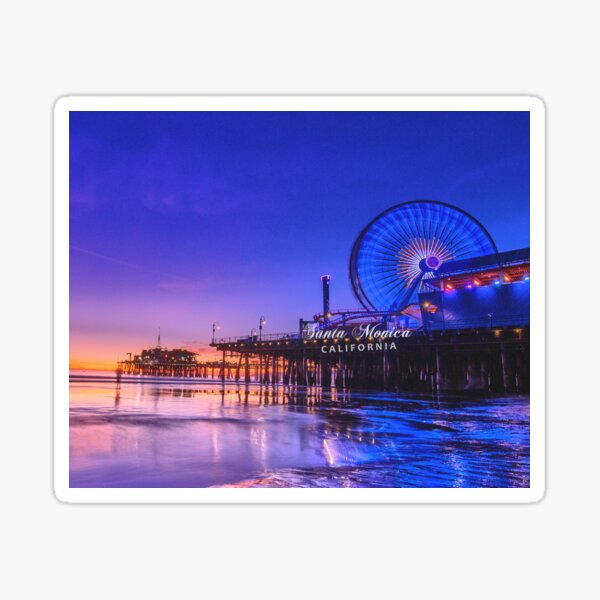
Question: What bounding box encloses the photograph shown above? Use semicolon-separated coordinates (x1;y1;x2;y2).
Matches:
56;97;543;501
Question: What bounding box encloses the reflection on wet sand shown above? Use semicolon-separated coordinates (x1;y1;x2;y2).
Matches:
69;376;529;488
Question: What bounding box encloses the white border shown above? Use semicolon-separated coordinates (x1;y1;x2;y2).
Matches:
54;96;545;503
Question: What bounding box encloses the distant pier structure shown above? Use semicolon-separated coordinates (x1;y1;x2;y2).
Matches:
210;201;531;393
118;333;235;378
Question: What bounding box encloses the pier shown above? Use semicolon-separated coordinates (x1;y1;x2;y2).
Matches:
209;239;531;394
116;337;241;379
210;326;529;393
117;358;240;379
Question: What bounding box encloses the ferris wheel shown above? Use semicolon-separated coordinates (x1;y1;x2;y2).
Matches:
349;200;497;312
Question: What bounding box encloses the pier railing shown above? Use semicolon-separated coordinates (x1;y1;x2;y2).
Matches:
214;332;300;344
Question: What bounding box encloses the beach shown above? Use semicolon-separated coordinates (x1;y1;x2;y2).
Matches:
70;372;529;488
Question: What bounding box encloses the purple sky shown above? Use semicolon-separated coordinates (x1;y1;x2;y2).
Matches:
69;110;529;366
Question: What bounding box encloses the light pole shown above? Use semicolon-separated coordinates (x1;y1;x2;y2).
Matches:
251;328;257;341
212;321;220;344
259;316;266;341
488;313;493;330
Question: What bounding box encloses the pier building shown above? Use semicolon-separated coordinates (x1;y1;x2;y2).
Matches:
419;248;530;330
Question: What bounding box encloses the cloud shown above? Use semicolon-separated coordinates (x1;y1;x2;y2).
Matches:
71;245;196;283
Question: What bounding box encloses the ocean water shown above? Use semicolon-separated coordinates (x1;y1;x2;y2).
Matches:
69;373;530;488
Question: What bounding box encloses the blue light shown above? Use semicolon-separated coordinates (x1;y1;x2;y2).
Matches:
524;276;530;281
494;280;501;285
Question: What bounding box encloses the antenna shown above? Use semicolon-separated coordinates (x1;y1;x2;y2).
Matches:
321;275;331;323
158;327;161;348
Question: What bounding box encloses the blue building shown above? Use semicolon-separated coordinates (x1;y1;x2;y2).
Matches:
418;248;530;331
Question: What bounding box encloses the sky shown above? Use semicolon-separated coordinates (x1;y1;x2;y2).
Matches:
70;110;530;369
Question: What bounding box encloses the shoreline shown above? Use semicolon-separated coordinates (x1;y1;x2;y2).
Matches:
69;373;529;401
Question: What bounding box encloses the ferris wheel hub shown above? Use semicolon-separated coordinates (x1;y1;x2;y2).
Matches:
420;256;442;272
